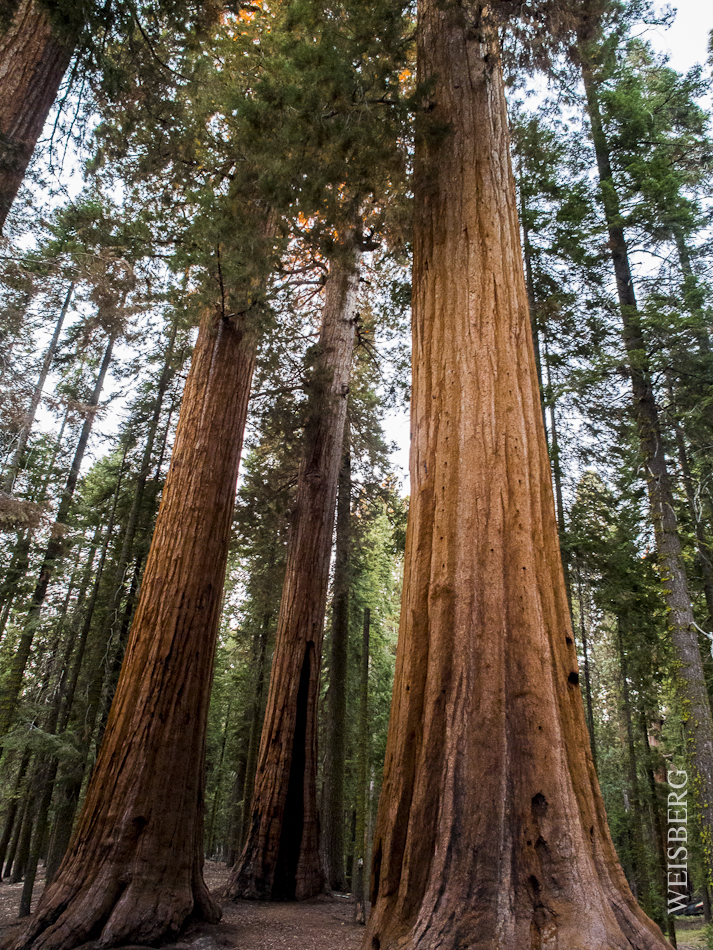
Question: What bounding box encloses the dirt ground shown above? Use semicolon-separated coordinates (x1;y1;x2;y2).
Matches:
0;864;703;949
0;862;366;950
674;917;709;950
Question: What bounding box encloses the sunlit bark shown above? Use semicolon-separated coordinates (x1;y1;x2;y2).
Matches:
10;304;259;950
363;4;670;948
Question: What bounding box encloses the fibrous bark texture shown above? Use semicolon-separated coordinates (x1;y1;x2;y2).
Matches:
363;5;670;950
0;0;74;232
9;307;258;950
226;246;359;902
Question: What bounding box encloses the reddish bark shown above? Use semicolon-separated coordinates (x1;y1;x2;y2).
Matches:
0;0;75;232
362;5;670;949
226;246;359;902
9;305;258;950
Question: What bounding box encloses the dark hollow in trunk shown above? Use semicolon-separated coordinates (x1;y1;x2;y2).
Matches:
226;245;359;902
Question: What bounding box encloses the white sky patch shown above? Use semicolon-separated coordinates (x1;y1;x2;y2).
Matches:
650;1;713;74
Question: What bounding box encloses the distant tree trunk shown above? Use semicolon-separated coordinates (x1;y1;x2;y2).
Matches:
0;747;30;872
640;712;678;947
364;5;668;949
543;334;572;608
517;169;547;434
666;383;713;626
0;333;116;743
9;300;261;950
353;607;369;925
103;314;180;638
238;610;272;848
4;792;28;880
0;404;71;643
322;428;351;892
580;44;713;874
0;0;76;232
2;283;73;493
617;619;651;908
0;402;69;646
206;699;232;858
20;457;127;908
226;244;359;902
576;564;597;768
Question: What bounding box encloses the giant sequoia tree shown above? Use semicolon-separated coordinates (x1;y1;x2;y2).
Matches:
7;262;268;947
227;238;360;901
363;3;670;948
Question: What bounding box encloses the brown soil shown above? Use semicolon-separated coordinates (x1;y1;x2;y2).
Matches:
0;864;695;950
0;862;366;950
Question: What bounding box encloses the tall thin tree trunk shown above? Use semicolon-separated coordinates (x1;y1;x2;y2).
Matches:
353;606;369;925
103;314;180;644
580;46;713;872
2;282;73;494
666;383;713;625
617;619;651;908
44;548;143;887
640;712;678;947
10;297;261;950
518;167;546;433
239;610;271;848
0;747;31;872
206;699;232;857
4;791;27;880
0;333;116;743
322;426;351;892
0;406;70;645
20;455;127;905
227;244;360;902
365;6;668;948
543;334;571;607
0;0;76;232
577;565;597;768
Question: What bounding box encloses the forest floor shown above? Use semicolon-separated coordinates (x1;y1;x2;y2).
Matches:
675;917;708;949
0;863;704;949
0;861;365;950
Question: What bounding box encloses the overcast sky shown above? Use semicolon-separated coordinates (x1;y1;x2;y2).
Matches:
650;1;713;73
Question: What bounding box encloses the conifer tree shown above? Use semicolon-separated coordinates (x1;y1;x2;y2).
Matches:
227;237;360;900
364;3;668;947
573;1;713;875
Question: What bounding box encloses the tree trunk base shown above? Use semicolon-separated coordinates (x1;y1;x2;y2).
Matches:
364;898;671;950
5;866;221;950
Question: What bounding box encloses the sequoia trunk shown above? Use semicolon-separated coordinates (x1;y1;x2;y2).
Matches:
226;245;359;901
363;5;669;949
10;305;258;950
0;0;75;232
